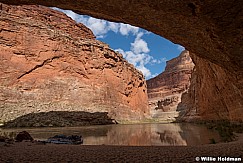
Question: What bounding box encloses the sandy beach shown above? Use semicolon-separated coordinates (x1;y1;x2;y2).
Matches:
0;134;243;163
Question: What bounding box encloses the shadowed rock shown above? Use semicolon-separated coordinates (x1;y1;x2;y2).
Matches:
3;111;116;128
46;134;83;145
15;131;33;142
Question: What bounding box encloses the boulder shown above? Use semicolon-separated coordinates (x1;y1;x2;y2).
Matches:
0;136;7;142
46;134;83;145
15;131;34;142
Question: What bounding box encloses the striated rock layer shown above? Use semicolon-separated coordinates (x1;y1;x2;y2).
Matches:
0;4;149;123
177;53;243;122
147;51;194;121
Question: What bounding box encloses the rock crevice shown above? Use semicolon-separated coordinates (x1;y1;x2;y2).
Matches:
17;55;63;79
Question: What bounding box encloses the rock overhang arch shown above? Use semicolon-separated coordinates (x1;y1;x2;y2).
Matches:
0;0;242;72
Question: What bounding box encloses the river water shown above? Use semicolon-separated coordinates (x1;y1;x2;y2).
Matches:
0;123;221;146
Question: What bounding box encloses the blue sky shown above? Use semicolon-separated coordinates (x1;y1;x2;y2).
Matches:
54;8;185;79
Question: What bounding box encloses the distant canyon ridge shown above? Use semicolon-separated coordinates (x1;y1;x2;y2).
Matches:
147;50;194;121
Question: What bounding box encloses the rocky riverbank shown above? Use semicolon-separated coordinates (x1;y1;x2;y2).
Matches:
2;111;116;128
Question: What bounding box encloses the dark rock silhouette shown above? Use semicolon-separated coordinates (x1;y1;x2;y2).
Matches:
3;111;116;128
46;135;83;145
15;131;33;142
0;136;7;142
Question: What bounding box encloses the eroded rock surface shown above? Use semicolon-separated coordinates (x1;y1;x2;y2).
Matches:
177;53;243;122
0;4;149;123
147;51;194;121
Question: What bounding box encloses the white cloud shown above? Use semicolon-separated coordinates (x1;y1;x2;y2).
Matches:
64;10;78;20
54;8;140;38
119;24;139;36
108;22;119;33
115;33;165;79
177;45;185;52
160;57;167;63
136;65;151;78
115;49;151;76
85;17;109;38
115;48;148;67
150;73;159;79
115;48;126;58
151;57;167;64
131;32;150;54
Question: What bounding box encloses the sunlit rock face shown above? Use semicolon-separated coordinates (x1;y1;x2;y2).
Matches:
0;4;149;123
146;51;194;121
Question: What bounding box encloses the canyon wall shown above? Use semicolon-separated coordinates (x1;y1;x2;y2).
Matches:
0;4;149;123
177;53;243;122
147;51;194;121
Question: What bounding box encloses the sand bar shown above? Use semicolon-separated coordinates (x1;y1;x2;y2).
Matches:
1;134;243;163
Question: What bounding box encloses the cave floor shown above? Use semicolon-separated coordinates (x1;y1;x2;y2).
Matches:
0;134;242;163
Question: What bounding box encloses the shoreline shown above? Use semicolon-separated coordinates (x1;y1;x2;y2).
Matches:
1;133;243;162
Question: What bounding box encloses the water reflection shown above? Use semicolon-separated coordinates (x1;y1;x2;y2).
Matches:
0;123;221;146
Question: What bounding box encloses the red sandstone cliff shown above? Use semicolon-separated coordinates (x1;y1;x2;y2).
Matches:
177;53;243;122
0;4;149;123
146;50;194;121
